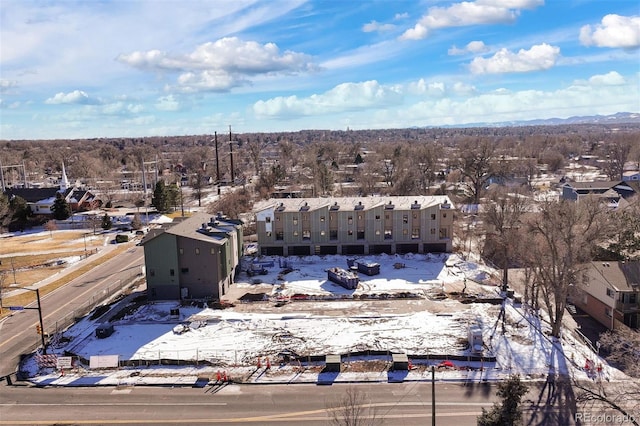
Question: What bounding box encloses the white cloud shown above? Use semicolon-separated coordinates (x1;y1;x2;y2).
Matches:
118;37;317;92
406;79;446;97
394;13;409;20
155;95;180;111
580;14;640;48
400;0;543;40
387;71;638;127
0;79;17;92
469;43;560;74
362;21;396;33
587;71;626;86
253;80;403;118
45;90;95;105
449;40;489;55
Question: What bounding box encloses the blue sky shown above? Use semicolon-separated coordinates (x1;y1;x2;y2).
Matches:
1;0;639;140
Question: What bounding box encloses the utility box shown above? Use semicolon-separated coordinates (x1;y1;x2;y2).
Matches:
325;354;341;373
95;324;114;339
392;353;409;371
468;325;484;353
327;267;359;290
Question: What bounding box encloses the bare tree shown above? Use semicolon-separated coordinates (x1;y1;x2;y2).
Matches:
523;197;610;337
601;136;632;181
483;186;531;291
44;219;58;238
457;138;496;204
326;386;382;426
573;328;640;426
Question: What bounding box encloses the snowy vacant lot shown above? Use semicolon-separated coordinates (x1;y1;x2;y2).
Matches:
34;253;610;385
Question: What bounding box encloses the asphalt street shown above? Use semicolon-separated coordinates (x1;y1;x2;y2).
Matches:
0;245;145;379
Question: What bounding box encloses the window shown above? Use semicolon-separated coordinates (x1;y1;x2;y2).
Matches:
293;230;299;236
375;229;381;235
320;216;325;222
265;216;271;223
210;248;216;255
348;230;353;236
606;288;615;298
330;230;338;240
181;268;189;274
413;213;417;219
430;228;436;235
605;307;612;318
149;269;155;277
276;231;284;240
630;293;637;304
385;214;390;220
302;230;310;240
358;215;362;220
348;216;353;224
179;248;184;255
357;230;365;240
431;214;436;220
442;213;447;218
403;229;408;235
375;215;381;220
403;215;408;224
292;217;298;225
266;231;272;237
195;248;200;255
384;229;392;239
320;230;326;236
439;228;448;239
170;269;175;276
412;228;420;239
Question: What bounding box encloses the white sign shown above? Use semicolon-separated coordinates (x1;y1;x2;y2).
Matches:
57;356;73;369
89;355;119;369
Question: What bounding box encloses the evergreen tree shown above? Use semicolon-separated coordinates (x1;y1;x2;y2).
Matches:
151;180;170;213
101;213;112;230
51;193;71;220
478;375;529;426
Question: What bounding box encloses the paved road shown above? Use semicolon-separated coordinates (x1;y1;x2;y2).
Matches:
0;380;580;425
0;246;145;379
0;382;500;425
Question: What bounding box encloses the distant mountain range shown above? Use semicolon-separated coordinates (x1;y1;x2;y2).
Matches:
456;112;640;128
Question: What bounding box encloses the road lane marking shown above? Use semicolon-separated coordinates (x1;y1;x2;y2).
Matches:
0;252;143;350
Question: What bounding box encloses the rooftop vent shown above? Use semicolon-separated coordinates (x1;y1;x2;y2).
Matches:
384;201;395;210
354;201;364;210
300;201;310;211
411;200;421;209
330;202;340;211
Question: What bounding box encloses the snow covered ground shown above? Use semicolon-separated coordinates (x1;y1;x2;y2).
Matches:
24;253;617;387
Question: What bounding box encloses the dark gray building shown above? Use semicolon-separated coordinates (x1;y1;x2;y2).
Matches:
141;212;243;300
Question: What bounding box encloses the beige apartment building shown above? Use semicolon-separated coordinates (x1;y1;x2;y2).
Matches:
254;196;454;256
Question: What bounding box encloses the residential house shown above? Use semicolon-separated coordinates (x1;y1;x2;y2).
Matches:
575;261;640;330
3;163;99;214
253;196;454;256
141;212;243;301
623;170;640;182
561;180;638;203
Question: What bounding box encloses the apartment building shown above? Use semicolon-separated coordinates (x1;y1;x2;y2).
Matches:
141;212;243;301
575;261;640;330
254;196;454;256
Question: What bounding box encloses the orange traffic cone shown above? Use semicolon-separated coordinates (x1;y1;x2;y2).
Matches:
257;358;262;368
266;357;271;369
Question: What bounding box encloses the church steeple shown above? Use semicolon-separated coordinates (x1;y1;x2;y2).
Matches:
60;162;69;191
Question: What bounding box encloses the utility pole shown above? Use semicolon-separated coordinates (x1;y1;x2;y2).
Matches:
214;132;221;195
229;125;235;186
432;365;436;426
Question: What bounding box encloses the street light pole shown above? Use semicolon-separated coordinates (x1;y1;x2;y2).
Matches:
34;288;47;355
9;286;47;355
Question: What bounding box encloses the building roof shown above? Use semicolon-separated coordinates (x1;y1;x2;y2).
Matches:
586;261;640;292
141;212;241;246
4;187;70;203
564;180;624;190
253;195;453;213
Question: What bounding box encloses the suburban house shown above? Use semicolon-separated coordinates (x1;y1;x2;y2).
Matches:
141;212;243;301
623;170;640;182
575;261;640;330
253;196;454;256
560;180;638;206
3;163;99;214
